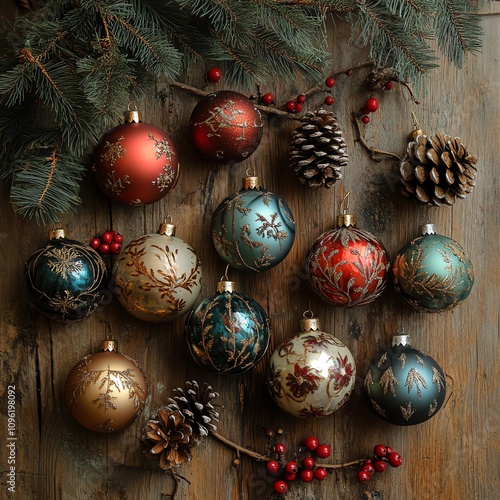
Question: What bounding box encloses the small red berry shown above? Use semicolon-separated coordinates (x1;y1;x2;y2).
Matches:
314;468;327;481
373;460;387;473
285;100;296;112
297;94;306;103
315;444;331;459
362;464;375;476
361;115;370;124
361;106;371;115
98;243;110;254
90;238;101;250
109;242;121;255
357;470;371;484
206;68;222;83
363;458;373;466
283;472;296;481
274;443;287;454
304;436;319;451
101;231;113;244
325;77;335;88
365;97;379;112
387;452;403;468
284;461;298;474
261;92;274;105
324;95;334;106
386;446;393;454
266;460;281;475
385;81;394;90
272;480;288;494
374;444;388;458
113;233;123;243
300;469;314;483
302;456;315;470
295;103;303;113
345;69;353;76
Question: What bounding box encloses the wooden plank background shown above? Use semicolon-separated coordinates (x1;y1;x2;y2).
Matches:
1;1;498;499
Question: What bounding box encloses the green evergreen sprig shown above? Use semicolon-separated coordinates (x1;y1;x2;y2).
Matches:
0;0;483;223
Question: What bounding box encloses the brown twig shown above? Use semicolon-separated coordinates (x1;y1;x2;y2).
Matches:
210;430;366;470
353;112;403;162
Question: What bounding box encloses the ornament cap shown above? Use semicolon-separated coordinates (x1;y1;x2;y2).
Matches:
216;280;236;293
392;334;410;347
300;317;321;332
124;109;142;123
421;223;436;235
337;213;356;227
409;112;424;140
48;227;65;240
158;222;176;236
242;176;262;190
101;339;117;352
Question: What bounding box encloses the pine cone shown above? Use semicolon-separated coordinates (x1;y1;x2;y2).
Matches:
400;132;477;206
142;407;195;471
289;109;348;188
168;381;219;440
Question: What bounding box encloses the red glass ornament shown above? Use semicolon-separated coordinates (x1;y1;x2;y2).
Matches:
306;203;389;307
189;90;263;164
93;109;180;205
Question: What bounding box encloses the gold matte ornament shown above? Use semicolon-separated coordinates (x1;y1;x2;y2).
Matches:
65;340;148;432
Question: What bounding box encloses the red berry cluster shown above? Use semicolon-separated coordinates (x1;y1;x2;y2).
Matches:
360;97;379;124
356;444;403;484
266;436;332;495
90;230;123;255
283;93;306;113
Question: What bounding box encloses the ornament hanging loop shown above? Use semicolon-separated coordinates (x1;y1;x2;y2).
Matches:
410;112;424;138
302;309;314;319
340;191;350;214
245;167;256;177
220;263;231;282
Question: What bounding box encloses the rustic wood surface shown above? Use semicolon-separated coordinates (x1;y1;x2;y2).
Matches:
1;1;499;499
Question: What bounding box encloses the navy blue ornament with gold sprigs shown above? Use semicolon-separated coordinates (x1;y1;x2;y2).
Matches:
25;228;108;322
185;276;270;375
364;333;447;426
211;173;295;272
391;223;474;312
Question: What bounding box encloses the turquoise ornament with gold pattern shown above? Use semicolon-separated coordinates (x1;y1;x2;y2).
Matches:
391;223;474;312
25;228;108;322
211;173;295;272
184;275;270;375
364;333;447;426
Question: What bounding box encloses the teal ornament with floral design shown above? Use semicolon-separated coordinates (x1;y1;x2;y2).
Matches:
391;223;474;312
112;219;202;323
25;228;108;322
267;313;356;418
184;277;270;374
211;174;295;272
364;333;447;425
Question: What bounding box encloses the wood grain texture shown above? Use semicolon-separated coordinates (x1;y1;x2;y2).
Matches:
1;1;498;499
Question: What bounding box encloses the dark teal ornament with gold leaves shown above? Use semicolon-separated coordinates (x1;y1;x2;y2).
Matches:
364;333;447;426
391;223;474;312
184;275;270;375
25;228;108;322
211;173;295;272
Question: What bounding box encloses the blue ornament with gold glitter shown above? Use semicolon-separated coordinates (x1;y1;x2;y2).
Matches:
211;173;295;272
184;274;270;375
391;223;474;312
25;228;108;322
364;333;447;426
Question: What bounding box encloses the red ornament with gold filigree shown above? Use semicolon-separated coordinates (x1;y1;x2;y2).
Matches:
189;90;263;164
92;108;180;205
306;198;389;307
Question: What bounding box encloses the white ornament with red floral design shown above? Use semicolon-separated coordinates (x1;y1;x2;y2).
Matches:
267;313;356;418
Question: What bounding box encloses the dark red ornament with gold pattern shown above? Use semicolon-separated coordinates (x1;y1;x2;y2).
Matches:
92;108;180;205
189;90;263;164
306;195;389;307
